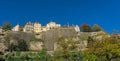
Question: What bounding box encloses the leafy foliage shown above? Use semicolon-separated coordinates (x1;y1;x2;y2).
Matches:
92;24;102;32
2;22;11;31
56;37;80;51
80;24;92;32
8;43;17;52
53;37;80;61
17;39;28;51
85;36;120;61
7;39;29;51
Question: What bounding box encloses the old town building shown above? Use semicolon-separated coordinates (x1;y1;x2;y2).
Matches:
34;22;42;33
23;22;34;32
46;21;61;30
12;24;20;31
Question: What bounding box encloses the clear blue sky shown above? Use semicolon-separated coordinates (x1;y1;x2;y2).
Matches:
0;0;120;33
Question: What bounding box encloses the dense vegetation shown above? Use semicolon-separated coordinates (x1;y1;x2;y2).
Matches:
80;24;102;32
85;35;120;61
2;22;12;31
1;34;120;61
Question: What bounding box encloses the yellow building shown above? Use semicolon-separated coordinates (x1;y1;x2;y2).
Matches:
34;22;42;33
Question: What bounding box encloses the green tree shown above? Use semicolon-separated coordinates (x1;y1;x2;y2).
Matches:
85;36;120;61
54;37;80;61
92;24;102;32
38;48;52;61
56;37;80;51
17;39;28;51
19;27;23;31
8;43;16;52
3;22;11;31
80;24;92;32
82;54;97;61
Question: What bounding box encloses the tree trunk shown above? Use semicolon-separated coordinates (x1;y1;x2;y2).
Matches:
106;56;111;61
106;54;111;61
106;58;111;61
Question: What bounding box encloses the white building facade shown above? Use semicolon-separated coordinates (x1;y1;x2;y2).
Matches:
23;22;34;32
74;25;80;32
46;21;61;30
12;24;20;31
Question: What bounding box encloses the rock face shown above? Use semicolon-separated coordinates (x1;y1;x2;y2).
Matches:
0;31;36;52
40;28;78;51
90;31;110;40
29;42;43;51
5;31;35;42
0;38;7;53
0;43;7;53
0;29;109;52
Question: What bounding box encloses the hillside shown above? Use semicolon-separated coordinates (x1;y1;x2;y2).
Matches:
0;28;110;53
